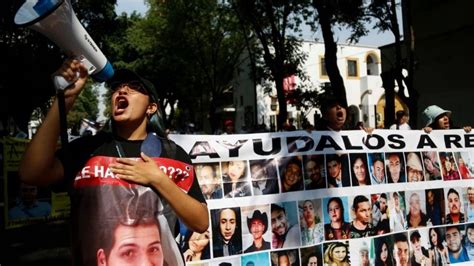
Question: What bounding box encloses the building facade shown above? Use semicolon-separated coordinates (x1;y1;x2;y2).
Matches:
232;41;386;131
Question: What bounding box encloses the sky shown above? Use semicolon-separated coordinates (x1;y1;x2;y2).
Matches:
115;0;396;47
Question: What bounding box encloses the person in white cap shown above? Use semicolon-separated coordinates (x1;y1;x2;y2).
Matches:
406;152;425;182
421;105;471;133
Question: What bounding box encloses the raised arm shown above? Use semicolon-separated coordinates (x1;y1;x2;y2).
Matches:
19;59;89;186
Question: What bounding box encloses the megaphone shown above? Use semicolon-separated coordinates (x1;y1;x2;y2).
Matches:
14;0;114;90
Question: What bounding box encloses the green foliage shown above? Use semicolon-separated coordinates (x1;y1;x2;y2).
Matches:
67;82;99;129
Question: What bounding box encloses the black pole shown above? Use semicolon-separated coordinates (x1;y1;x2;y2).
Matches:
56;90;69;169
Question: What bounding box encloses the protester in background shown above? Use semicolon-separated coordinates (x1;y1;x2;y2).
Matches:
222;119;235;135
8;182;51;220
421;105;472;133
428;227;449;266
390;110;411;130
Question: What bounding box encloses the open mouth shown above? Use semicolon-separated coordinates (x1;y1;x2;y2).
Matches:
115;96;129;113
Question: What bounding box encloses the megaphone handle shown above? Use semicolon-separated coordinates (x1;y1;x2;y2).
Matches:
53;74;78;91
53;56;95;91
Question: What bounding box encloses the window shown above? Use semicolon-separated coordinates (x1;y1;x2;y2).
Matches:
347;59;359;78
320;57;328;77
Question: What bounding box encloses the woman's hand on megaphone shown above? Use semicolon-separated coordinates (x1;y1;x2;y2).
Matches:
54;58;89;107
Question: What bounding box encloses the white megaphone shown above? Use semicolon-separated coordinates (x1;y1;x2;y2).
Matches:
14;0;114;90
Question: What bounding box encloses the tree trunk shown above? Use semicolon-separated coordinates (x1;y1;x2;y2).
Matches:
381;71;395;128
315;2;347;107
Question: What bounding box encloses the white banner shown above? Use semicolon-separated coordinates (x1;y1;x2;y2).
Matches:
170;129;474;266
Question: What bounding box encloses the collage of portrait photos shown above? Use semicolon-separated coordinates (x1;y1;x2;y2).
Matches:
179;148;474;265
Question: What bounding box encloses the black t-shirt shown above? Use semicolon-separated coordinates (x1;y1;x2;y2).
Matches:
58;132;205;266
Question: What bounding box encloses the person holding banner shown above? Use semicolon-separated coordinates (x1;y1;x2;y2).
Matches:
421;105;472;133
19;59;209;265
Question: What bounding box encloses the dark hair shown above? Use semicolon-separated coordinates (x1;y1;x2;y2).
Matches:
428;227;445;251
380;193;387;200
410;230;421;243
386;153;406;183
352;195;369;212
374;238;393;266
326;154;342;165
394;233;408;244
371;153;384;165
182;230;210;260
327;197;345;222
350;154;370;186
447;188;460;198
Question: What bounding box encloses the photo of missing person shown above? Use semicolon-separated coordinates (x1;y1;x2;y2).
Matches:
325;154;351;188
439;152;461;181
249;159;279;195
209;257;240;266
454;151;474;179
300;244;323;266
195;163;223;200
349;195;375;239
392;233;410;266
270;249;300;266
445;225;470;263
221;160;252;198
278;156;304;193
349;153;371;186
385;152;406;183
368;153;386;185
428;227;450;265
371;193;390;235
303;155;326;190
409;230;431;266
422;151;442;181
181;228;211;262
444;187;466;224
425;189;446;226
373;235;394;266
211;207;242;257
468;187;474;222
241;252;270;266
405;152;426;182
323;197;351;241
241;205;271;253
405;190;431;229
91;187;180;266
271;202;301;249
389;191;407;232
464;224;474;261
298;199;324;246
323;241;350;266
350;239;371;266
